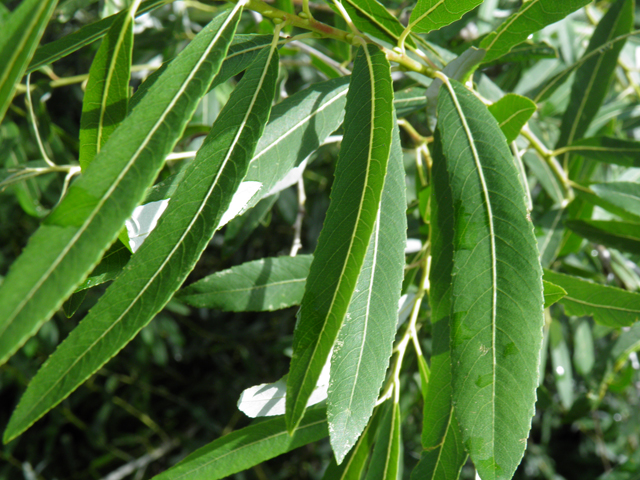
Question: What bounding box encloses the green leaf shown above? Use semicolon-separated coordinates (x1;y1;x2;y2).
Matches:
223;193;279;255
177;255;312;312
74;241;131;292
543;269;640;328
566;220;640;255
436;79;543;480
482;41;557;67
286;45;393;434
412;130;466;480
549;319;574;410
573;317;594;376
408;0;483;35
78;0;139;170
338;0;415;48
328;122;406;463
150;406;328;480
394;86;427;118
523;153;564;207
573;184;640;223
364;400;401;480
322;407;382;480
543;280;566;309
558;136;640;167
480;0;591;64
555;0;634;162
487;93;536;143
2;7;245;442
0;0;58;124
27;0;169;73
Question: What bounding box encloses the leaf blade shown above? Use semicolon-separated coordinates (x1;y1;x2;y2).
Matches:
409;0;483;35
487;93;536;144
566;220;640;255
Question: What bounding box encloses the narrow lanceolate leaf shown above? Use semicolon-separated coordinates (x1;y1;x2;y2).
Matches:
590;183;640;219
27;0;169;73
482;41;557;67
543;280;566;309
544;269;640;328
566;220;640;255
394;86;427;118
286;45;394;434
150;406;327;480
0;0;57;124
78;0;140;170
558;136;640;167
338;0;415;48
480;0;591;64
412;130;466;480
1;8;245;442
364;401;401;480
74;241;131;292
408;0;482;35
328;123;406;464
487;94;536;144
549;319;574;409
555;0;633;164
437;79;543;480
177;255;312;312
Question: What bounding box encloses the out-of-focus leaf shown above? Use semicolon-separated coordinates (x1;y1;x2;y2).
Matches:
0;0;58;124
555;0;633;166
488;93;536;143
62;291;87;318
482;41;557;67
480;0;591;64
2;8;257;444
558;136;640;167
27;0;169;72
177;255;312;312
338;0;415;48
412;130;466;480
573;184;640;223
394;86;427;118
78;0;139;170
566;220;640;255
286;45;393;434
543;280;566;308
364;400;401;480
573;318;594;376
223;194;278;255
550;319;574;409
523;153;565;207
408;0;482;35
150;406;328;480
437;78;543;480
328;122;406;463
589;183;640;219
0;8;242;380
544;269;640;328
74;241;131;292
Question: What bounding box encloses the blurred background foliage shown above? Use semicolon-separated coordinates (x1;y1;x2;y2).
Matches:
1;0;640;479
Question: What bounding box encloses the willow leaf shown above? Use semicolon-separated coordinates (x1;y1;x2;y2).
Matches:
27;0;169;73
555;0;633;165
394;86;427;118
78;0;139;170
150;406;327;480
566;219;640;255
412;130;467;480
2;7;246;442
286;45;393;434
339;0;415;48
437;79;543;480
0;0;57;124
177;255;312;312
408;0;482;35
487;93;536;143
558;136;640;167
544;269;640;328
328;122;406;463
590;183;640;219
480;0;591;64
74;241;131;292
543;280;566;309
364;401;401;480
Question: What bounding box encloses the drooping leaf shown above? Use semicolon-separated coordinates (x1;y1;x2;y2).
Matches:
328;122;406;463
543;280;566;309
565;220;640;255
78;0;139;170
394;86;427;118
0;0;58;124
408;0;483;35
364;400;401;480
337;0;415;48
150;406;328;480
437;78;543;480
558;136;640;167
482;41;557;67
555;0;634;164
487;93;536;143
480;0;591;64
177;255;312;312
27;0;169;73
286;45;393;434
2;7;251;443
543;269;640;328
74;241;131;292
590;183;640;219
573;317;594;376
549;319;574;409
223;194;279;256
0;7;242;377
412;130;466;480
523;152;565;207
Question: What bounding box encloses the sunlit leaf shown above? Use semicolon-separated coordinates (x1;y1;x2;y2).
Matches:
488;93;536;143
364;400;401;480
543;280;566;309
408;0;482;35
566;220;640;255
338;0;415;48
559;136;640;167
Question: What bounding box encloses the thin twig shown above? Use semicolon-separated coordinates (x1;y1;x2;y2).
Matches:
290;177;306;256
